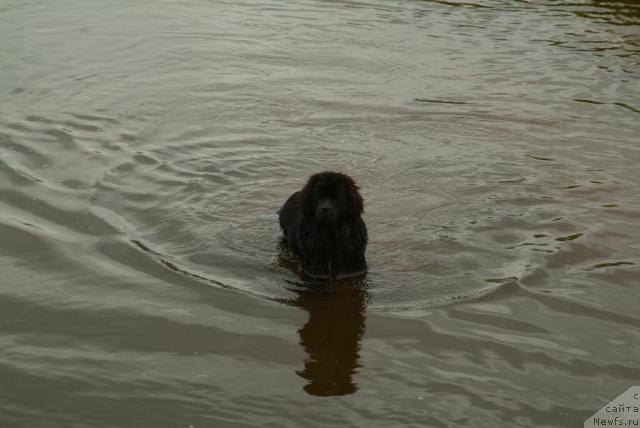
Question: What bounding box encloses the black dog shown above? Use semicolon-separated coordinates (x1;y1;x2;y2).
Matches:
279;172;368;279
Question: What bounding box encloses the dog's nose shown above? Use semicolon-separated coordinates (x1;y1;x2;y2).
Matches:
320;206;331;213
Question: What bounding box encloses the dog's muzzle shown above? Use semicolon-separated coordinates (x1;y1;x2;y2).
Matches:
316;199;337;223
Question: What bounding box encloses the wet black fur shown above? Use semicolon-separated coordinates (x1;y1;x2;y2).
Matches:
279;172;368;279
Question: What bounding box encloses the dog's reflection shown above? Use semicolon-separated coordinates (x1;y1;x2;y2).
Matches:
277;240;368;396
294;280;367;396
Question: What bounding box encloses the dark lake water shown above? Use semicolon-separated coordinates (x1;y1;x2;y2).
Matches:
1;0;639;426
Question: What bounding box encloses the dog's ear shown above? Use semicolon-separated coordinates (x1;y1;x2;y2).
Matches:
298;174;318;218
345;177;364;216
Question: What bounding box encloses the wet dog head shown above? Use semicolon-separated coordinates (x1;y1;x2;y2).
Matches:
299;172;364;225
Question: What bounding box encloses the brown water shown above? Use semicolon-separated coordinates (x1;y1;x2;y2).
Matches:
1;0;639;426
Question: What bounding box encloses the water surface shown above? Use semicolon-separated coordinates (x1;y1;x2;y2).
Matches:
1;0;639;426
